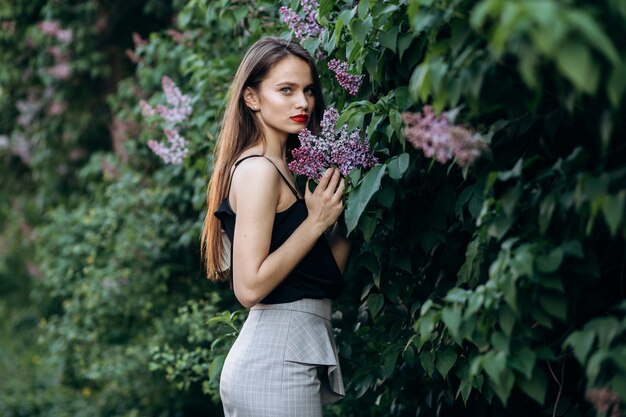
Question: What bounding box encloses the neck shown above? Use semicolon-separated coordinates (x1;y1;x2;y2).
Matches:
262;132;289;161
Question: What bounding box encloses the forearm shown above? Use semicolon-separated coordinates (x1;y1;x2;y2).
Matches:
233;217;324;307
328;223;351;273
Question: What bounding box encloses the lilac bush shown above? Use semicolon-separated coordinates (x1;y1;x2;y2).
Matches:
402;106;488;167
328;59;364;96
289;108;378;180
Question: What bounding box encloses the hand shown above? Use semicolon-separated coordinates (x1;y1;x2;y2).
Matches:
304;168;345;234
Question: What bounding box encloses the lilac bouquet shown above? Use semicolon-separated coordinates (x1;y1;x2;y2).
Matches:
288;108;378;180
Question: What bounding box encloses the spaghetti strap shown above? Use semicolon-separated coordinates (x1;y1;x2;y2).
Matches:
226;155;300;198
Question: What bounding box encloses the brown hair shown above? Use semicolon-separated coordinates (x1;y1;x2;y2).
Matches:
201;37;325;281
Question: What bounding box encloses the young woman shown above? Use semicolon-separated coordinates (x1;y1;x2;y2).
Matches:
201;37;351;417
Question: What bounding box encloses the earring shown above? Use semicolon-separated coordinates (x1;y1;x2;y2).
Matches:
254;106;258;110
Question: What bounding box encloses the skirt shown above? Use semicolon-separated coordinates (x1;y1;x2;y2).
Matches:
219;298;345;417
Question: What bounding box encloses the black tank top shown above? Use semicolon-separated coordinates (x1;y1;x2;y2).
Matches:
214;155;344;304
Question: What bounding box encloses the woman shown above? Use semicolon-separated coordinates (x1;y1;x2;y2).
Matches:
201;37;351;417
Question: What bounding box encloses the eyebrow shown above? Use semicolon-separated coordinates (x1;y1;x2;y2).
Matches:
275;81;314;88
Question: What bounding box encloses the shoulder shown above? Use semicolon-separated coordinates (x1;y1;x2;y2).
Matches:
230;156;281;207
231;156;281;187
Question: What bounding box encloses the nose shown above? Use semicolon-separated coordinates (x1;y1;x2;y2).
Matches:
295;91;309;111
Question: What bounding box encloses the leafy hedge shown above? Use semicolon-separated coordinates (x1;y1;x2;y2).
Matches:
1;0;625;416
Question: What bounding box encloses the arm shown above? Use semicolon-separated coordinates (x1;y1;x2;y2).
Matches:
230;161;344;308
328;223;351;273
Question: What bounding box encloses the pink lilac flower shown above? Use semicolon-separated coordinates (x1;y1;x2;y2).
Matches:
402;105;488;167
1;21;16;34
139;99;156;117
148;129;188;165
587;388;621;417
48;63;70;79
132;32;147;48
289;107;378;180
157;76;192;125
141;76;192;165
37;20;72;43
48;100;67;116
328;59;364;96
279;0;321;41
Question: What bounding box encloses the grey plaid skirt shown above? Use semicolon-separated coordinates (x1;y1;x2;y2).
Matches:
219;298;345;417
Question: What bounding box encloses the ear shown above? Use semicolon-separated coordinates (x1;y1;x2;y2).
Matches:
243;87;259;111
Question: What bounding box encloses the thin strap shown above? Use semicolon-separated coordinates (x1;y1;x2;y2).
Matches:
226;155;299;198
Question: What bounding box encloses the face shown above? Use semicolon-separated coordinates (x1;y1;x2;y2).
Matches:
246;56;315;141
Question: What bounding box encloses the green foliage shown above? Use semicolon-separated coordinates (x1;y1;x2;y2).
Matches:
1;0;625;416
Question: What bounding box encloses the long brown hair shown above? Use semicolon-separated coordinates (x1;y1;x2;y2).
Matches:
201;37;325;281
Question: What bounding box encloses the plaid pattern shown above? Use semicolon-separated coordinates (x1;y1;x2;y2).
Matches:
220;298;344;417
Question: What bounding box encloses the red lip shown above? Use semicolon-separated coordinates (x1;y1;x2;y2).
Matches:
290;114;309;123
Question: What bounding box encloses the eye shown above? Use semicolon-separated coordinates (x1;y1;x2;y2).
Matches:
304;87;314;95
280;87;292;94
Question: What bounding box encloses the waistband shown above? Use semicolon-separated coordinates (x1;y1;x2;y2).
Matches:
251;298;332;321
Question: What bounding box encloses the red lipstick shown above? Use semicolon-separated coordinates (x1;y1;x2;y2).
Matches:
290;114;309;123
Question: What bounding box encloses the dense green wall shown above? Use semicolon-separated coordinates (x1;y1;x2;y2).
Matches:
1;0;625;416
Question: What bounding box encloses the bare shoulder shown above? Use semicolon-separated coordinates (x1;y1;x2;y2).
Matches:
230;156;281;212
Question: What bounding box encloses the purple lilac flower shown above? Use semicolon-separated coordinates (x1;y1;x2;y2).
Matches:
328;60;364;96
147;129;188;165
279;0;321;41
402;106;488;167
289;107;378;180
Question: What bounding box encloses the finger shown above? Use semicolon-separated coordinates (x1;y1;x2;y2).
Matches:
316;168;334;191
305;179;312;198
332;177;346;201
325;169;341;195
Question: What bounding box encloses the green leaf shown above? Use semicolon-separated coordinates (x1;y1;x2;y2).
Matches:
499;304;515;337
379;25;399;52
565;10;620;64
351;16;373;46
301;38;322;57
535;247;563;274
517;368;547;405
435;349;458;379
554;42;599;94
607;63;626;107
602;192;625;236
208;354;226;382
420;350;436;376
318;0;335;18
442;305;462;343
382;349;399;378
539;293;567;321
357;0;370;19
482;350;506;386
367;293;384;319
564;329;596;363
345;165;386;234
387;153;410;179
509;347;535;380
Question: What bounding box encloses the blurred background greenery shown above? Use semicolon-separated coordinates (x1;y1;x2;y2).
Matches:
1;0;625;416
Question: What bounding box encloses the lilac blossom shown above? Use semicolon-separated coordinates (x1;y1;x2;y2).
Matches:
328;60;364;96
140;76;192;165
47;63;70;79
37;20;73;43
402;106;488;167
1;21;16;34
147;129;188;165
289;108;378;180
156;76;192;125
279;0;321;41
